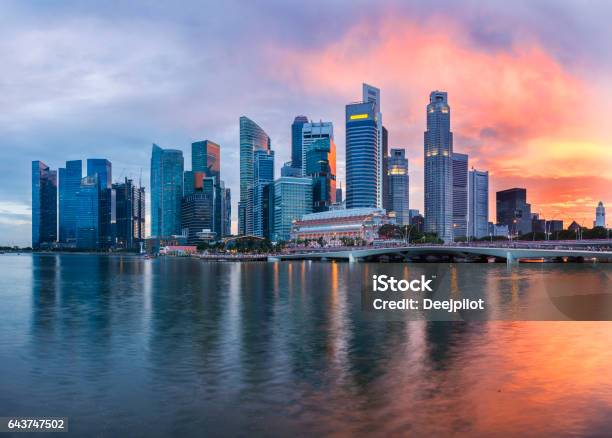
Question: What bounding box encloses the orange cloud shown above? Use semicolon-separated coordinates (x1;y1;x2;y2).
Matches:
267;16;612;227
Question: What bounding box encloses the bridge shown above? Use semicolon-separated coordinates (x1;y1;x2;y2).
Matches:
269;243;612;263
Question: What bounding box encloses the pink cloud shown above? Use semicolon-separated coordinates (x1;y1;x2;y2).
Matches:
266;16;611;226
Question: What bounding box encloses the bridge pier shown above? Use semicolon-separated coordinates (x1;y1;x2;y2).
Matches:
348;253;358;263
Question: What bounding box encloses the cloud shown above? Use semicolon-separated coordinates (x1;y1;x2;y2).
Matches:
266;15;612;226
0;1;611;245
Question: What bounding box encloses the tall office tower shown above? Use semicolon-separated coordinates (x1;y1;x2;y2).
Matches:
219;182;231;237
239;116;271;235
362;83;383;208
192;140;220;182
304;137;336;212
468;169;489;239
181;177;216;244
452;153;468;239
424;91;453;242
112;178;145;250
273;176;313;241
86;159;112;249
58;160;82;245
336;183;343;204
595;201;606;228
387;148;409;225
75;175;99;249
382;126;391;211
291;115;309;170
496;188;532;236
345;100;378;209
151;144;184;238
300;122;333;174
183;171;195;196
31;160;57;248
225;186;232;236
262;183;274;239
252;149;275;237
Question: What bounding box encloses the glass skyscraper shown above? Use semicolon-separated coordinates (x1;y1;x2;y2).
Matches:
387;148;409;225
181;178;215;244
192;140;220;183
239;116;271;236
301;122;333;175
362;83;383;208
382;126;390;212
76;175;99;249
112;178;145;250
58;160;82;245
86;159;112;249
151;144;184;238
424;91;453;242
252;149;275;238
221;182;232;237
273;177;312;241
304;137;336;212
345;100;378;209
31;160;57;248
468;169;489;239
291;115;308;170
452;153;468;239
496;188;532;236
185;139;225;239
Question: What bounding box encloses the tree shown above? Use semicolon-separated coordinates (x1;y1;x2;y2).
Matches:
378;224;401;239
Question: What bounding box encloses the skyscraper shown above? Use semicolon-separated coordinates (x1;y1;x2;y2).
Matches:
221;182;232;237
239;116;271;235
362;83;383;208
151;144;184;238
452;153;468;239
382;127;392;212
86;159;112;249
58;160;82;245
252;149;275;238
468;169;489;239
387;148;409;225
424;91;453;242
496;188;532;236
181;177;216;244
336;183;343;204
186;140;225;238
304;136;336;212
301;122;333;175
192;140;220;183
31;160;57;248
345;100;378;209
291;115;309;170
113;178;145;250
273;176;312;241
75;175;99;249
595;201;606;228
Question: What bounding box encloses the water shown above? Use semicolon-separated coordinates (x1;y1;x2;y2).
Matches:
1;253;612;436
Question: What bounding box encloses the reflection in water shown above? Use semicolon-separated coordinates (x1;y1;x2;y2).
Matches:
0;254;610;436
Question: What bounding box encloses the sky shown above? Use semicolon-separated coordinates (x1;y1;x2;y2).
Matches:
1;0;611;246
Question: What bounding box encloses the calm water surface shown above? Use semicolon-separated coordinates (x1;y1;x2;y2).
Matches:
1;254;612;437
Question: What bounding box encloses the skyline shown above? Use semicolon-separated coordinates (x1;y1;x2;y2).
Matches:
2;0;612;246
